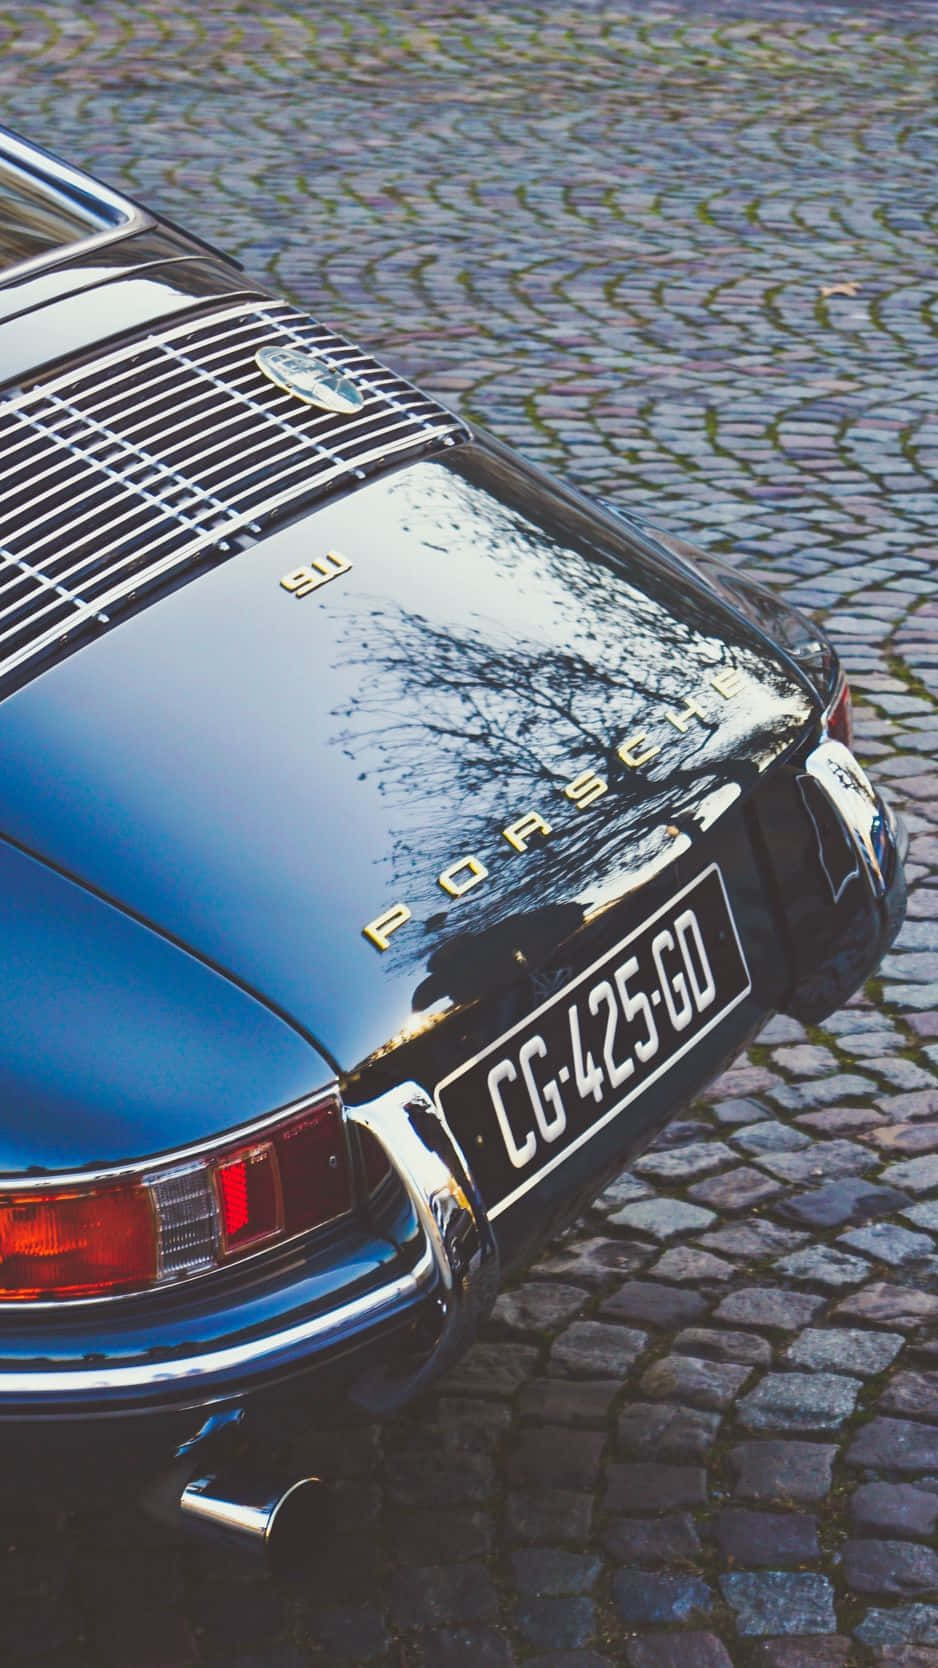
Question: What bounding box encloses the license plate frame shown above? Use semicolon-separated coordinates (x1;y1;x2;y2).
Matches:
435;863;751;1219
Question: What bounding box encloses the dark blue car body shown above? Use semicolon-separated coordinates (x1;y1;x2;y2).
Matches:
0;130;904;1511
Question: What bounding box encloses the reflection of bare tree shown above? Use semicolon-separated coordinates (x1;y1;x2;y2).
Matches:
333;452;807;974
339;608;796;914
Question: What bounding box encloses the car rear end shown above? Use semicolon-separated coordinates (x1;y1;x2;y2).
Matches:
0;130;905;1535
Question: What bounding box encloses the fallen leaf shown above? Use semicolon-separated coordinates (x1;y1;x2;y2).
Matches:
821;281;860;298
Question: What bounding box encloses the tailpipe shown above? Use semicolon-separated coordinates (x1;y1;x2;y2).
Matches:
143;1440;333;1577
178;1468;331;1576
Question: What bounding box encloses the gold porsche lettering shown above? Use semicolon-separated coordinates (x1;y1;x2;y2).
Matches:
618;731;660;770
503;810;552;853
665;695;707;734
438;855;489;898
362;902;412;952
711;666;744;700
563;770;608;810
361;663;749;948
280;550;352;598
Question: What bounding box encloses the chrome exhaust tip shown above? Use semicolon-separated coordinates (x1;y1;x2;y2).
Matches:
179;1469;330;1576
143;1444;333;1576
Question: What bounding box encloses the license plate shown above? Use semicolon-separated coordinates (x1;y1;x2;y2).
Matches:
436;864;751;1219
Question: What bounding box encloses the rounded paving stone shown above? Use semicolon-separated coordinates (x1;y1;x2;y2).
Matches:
550;1322;648;1379
715;1508;820;1568
748;1644;852;1667
851;1482;938;1541
607;1197;717;1240
624;1635;733;1667
517;1595;595;1650
786;1328;904;1377
601;1513;702;1568
847;1418;938;1474
729;1442;838;1505
843;1539;938;1597
772;1246;871;1290
613;1570;713;1626
880;1372;938;1419
492;1283;590;1335
615;1402;720;1463
855;1606;938;1649
638;1354;753;1411
737;1372;860;1433
605;1461;708;1514
720;1572;837;1637
511;1549;602;1596
714;1289;825;1332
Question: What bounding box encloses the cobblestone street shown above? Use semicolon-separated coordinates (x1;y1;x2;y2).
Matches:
2;1;938;1662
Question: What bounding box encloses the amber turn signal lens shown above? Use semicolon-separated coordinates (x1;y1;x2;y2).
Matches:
0;1182;157;1299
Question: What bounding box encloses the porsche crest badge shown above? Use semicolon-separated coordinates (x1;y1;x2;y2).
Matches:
255;345;364;415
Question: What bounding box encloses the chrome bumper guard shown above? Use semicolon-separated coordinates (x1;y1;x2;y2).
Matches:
345;1084;499;1411
804;738;903;901
782;738;906;1023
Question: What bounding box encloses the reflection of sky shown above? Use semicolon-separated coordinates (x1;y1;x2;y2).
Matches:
391;464;719;661
326;456;813;957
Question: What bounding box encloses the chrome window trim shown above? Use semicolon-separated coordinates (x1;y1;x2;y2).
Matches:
0;128;148;286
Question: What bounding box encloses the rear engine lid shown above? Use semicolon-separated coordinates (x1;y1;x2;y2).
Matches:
0;441;815;1070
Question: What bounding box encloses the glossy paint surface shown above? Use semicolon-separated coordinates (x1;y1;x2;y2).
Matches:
0;255;248;384
0;838;329;1171
0;219;240;320
0;439;816;1079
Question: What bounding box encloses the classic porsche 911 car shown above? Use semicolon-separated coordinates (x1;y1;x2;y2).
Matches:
0;127;905;1563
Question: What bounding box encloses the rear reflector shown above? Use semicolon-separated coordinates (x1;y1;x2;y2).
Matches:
149;1162;217;1279
0;1094;353;1301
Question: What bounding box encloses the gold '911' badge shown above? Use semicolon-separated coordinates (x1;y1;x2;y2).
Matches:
281;551;351;597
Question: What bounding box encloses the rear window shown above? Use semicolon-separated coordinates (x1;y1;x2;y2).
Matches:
0;154;125;273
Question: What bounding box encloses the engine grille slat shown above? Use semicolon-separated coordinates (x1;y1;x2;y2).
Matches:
0;297;466;686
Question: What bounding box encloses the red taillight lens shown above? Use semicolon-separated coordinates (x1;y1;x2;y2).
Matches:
215;1142;281;1255
826;678;853;750
0;1095;354;1302
0;1183;156;1299
275;1102;352;1232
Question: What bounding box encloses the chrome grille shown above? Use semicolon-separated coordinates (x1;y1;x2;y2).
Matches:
0;298;466;686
